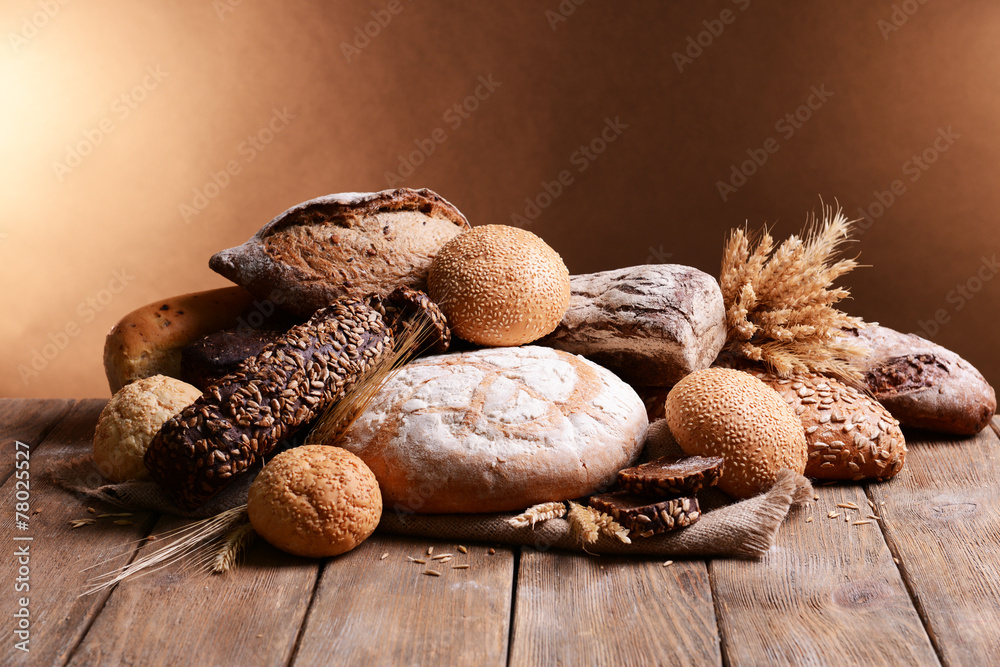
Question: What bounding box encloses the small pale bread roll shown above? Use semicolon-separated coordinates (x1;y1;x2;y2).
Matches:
248;445;382;558
93;375;202;482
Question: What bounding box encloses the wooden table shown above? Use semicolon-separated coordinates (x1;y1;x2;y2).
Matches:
2;398;998;666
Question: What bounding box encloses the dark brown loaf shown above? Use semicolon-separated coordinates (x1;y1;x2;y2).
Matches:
617;456;723;498
209;188;470;317
181;327;286;391
588;491;701;537
377;286;451;355
144;298;393;510
843;324;996;434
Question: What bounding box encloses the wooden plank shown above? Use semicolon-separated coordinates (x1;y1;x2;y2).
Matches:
865;420;1000;665
0;399;158;665
293;535;514;666
68;517;320;667
711;482;939;666
508;550;721;666
0;398;75;482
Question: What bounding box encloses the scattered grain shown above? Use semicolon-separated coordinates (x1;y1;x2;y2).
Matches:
424;569;441;577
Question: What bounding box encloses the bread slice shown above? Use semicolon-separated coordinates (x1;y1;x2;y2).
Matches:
588;491;701;537
209;188;469;317
617;455;723;498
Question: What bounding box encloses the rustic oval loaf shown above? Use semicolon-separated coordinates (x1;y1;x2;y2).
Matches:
209;188;470;317
756;372;907;481
338;346;649;514
842;324;996;435
539;265;727;387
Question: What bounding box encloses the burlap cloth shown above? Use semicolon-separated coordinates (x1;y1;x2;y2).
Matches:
49;420;813;559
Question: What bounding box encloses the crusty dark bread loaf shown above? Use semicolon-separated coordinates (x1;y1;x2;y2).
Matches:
539;265;727;386
145;298;393;510
842;324;996;434
209;188;470;317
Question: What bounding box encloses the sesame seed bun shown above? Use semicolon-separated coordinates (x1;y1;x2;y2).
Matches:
428;225;570;347
664;368;807;499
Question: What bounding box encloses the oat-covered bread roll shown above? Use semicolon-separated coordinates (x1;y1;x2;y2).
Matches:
248;445;382;558
93;375;202;482
757;372;906;481
338;346;649;514
209;188;470;317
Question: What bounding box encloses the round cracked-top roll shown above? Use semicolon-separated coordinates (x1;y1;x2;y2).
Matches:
337;346;649;514
144;298;393;510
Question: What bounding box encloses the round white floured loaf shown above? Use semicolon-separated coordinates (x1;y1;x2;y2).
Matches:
338;346;649;514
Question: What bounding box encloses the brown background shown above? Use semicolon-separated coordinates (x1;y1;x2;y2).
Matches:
3;0;998;398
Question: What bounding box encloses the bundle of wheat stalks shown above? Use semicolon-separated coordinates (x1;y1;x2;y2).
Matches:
719;202;866;384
